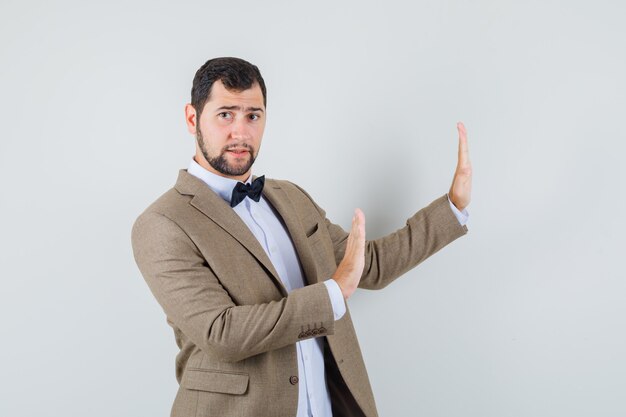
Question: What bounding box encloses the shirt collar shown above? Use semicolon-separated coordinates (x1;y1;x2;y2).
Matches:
187;157;252;203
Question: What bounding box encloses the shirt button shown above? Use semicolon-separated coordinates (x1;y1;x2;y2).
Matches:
289;375;299;385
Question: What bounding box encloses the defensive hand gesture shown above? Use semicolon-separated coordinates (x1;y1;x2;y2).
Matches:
448;122;472;211
333;208;366;300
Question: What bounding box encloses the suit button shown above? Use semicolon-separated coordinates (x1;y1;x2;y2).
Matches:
289;375;299;385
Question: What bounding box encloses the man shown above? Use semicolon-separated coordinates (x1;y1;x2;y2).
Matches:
131;57;472;417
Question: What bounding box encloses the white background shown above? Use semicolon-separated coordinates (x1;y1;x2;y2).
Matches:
1;0;625;416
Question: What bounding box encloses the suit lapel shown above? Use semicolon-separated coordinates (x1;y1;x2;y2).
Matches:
175;169;287;295
261;181;320;287
174;169;320;296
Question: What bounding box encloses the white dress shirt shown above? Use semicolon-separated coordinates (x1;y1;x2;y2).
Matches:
186;157;468;416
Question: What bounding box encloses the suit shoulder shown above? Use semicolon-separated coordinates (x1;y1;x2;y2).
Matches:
266;177;312;198
266;177;319;203
132;187;191;230
130;186;199;256
265;177;326;217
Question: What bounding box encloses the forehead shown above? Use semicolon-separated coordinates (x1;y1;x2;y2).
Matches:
205;79;264;111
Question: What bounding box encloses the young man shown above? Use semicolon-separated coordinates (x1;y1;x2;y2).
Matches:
131;57;472;417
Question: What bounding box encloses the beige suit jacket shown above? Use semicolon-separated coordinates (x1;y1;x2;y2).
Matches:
131;169;468;417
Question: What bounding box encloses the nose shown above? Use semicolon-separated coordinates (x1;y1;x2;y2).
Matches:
230;117;251;140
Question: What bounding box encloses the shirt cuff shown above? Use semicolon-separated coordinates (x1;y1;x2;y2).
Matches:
447;194;469;226
323;279;347;321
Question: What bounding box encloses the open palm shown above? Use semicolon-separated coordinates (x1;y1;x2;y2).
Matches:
448;122;472;211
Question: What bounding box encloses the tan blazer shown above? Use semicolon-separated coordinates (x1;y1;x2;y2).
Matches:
131;169;468;417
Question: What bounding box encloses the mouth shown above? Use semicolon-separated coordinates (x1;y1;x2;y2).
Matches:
227;149;249;157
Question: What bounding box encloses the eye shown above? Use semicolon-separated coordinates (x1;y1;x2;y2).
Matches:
218;112;232;119
249;113;261;121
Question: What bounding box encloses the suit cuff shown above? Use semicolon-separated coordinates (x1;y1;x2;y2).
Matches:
447;194;469;226
323;279;347;321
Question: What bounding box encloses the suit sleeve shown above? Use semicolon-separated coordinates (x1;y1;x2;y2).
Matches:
131;211;336;363
290;183;469;290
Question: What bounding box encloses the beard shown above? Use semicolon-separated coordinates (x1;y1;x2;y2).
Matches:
196;128;257;176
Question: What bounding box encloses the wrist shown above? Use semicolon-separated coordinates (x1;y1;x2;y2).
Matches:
448;192;465;212
333;278;350;300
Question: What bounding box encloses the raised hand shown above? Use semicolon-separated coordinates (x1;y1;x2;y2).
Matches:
448;122;472;211
332;208;366;300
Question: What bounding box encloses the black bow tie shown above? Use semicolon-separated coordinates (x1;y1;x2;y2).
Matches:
230;175;265;207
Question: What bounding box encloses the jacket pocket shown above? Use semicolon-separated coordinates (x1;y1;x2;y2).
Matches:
181;368;249;395
305;220;321;238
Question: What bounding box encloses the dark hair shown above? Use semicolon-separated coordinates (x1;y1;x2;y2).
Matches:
191;57;267;118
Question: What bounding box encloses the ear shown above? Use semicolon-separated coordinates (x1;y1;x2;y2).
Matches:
184;103;198;134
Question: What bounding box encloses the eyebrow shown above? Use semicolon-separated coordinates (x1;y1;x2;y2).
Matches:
215;105;264;113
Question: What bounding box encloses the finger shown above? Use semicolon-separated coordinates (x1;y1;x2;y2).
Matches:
349;209;362;239
355;208;365;229
346;210;362;255
351;208;365;242
348;213;358;241
456;121;470;166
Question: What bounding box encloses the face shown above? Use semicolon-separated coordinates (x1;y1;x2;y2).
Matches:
185;79;266;182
